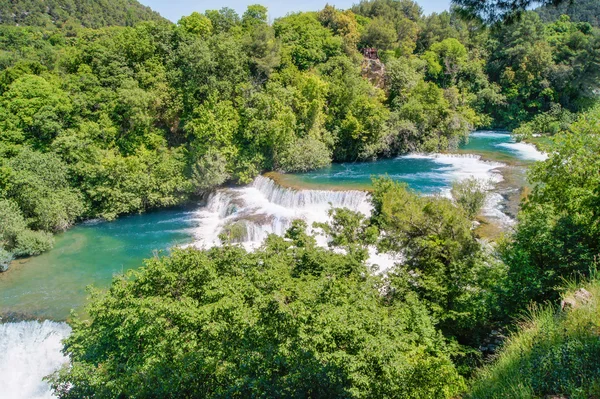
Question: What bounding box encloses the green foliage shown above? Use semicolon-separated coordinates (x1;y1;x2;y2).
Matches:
0;198;54;258
452;0;569;24
513;103;577;140
371;178;501;343
0;0;166;28
425;38;468;87
3;148;84;231
361;17;398;50
500;106;600;316
51;230;465;398
537;0;600;27
0;74;73;147
274;12;343;70
242;4;268;29
468;277;600;399
274;136;332;172
0;247;13;272
451;177;488;219
486;12;600;127
178;12;213;38
204;8;240;34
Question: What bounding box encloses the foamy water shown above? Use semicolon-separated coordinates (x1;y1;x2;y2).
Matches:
497;142;548;161
0;321;71;399
401;153;505;185
188;152;511;272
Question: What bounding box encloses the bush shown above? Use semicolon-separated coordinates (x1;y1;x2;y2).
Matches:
12;229;54;256
451;177;488;220
0;198;54;256
275;136;332;172
0;247;13;272
467;278;600;399
0;199;27;248
51;227;465;399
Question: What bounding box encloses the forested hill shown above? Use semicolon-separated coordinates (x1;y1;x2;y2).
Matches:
0;0;166;28
537;0;600;27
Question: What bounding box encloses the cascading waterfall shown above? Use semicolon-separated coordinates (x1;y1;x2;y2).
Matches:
189;176;372;249
0;321;71;399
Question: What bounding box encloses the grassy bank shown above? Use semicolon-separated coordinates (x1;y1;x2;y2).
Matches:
467;276;600;399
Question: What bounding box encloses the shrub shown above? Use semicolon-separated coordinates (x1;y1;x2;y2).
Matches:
451;177;488;220
51;228;465;399
12;229;54;256
275;136;332;172
0;248;13;272
467;278;600;399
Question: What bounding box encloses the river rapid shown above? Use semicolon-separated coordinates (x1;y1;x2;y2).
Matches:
0;131;546;399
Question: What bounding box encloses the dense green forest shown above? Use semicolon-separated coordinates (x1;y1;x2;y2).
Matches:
0;0;166;28
0;0;598;267
0;0;600;396
537;0;600;27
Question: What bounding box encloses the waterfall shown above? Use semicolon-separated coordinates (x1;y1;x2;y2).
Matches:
0;321;71;399
189;176;371;248
252;176;370;209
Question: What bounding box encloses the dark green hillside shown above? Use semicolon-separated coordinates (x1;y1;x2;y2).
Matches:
0;0;166;28
537;0;600;27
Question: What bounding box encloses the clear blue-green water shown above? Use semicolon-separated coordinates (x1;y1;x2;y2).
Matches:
0;208;197;320
277;131;543;192
0;131;544;321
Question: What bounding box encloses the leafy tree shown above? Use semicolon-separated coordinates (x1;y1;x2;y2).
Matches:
451;177;488;219
3;148;84;231
537;0;600;27
424;38;468;87
244;24;281;81
0;0;166;28
204;8;240;34
51;229;465;398
0;74;73;147
319;6;361;55
0;198;54;259
178;12;213;38
0;247;13;272
360;17;398;50
452;0;568;24
371;178;501;343
242;4;268;29
500;106;600;316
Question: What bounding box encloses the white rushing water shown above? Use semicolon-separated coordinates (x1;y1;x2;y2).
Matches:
402;153;505;185
188;176;403;272
190;176;372;249
403;154;514;226
0;321;71;399
497;142;548;161
188;153;511;272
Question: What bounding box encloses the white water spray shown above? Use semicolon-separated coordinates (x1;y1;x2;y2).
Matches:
0;321;71;399
189;176;371;248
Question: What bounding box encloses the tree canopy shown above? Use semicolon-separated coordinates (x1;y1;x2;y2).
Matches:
0;0;167;28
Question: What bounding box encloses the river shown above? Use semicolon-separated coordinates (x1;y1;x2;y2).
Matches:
0;131;546;399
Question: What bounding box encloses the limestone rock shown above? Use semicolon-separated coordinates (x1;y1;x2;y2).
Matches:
561;288;593;311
